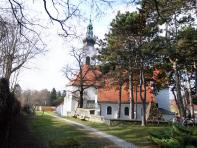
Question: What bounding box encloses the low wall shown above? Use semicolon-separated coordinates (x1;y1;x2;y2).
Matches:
105;119;169;126
36;106;55;112
75;108;95;117
88;115;106;123
74;108;106;123
73;108;169;126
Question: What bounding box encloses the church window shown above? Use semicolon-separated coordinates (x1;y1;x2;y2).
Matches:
107;106;112;115
125;107;129;116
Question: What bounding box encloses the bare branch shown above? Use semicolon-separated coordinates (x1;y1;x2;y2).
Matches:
0;17;45;82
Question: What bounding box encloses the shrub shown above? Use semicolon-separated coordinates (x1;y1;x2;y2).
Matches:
149;124;197;147
149;136;180;148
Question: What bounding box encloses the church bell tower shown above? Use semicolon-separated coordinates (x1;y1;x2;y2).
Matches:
83;18;97;65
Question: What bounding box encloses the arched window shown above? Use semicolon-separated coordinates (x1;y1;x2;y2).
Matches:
124;107;129;116
107;106;112;115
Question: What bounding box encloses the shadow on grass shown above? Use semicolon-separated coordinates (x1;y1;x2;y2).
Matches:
30;113;113;148
64;116;169;147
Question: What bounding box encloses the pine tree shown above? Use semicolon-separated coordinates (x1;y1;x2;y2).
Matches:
50;88;57;106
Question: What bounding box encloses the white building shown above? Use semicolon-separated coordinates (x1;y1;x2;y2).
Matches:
56;20;175;121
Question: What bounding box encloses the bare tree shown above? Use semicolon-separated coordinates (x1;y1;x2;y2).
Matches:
64;47;101;108
0;17;45;83
0;0;114;38
2;0;196;39
20;89;50;107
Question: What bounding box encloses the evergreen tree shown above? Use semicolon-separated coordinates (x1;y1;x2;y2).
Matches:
99;10;158;124
50;88;57;106
139;0;197;118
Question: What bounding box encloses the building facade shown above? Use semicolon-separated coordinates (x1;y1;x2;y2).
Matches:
56;20;175;121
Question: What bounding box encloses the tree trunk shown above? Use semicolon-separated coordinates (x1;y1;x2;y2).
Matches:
79;87;84;108
140;58;146;126
143;77;147;124
129;71;134;119
196;0;197;17
5;57;12;81
194;61;197;95
135;82;138;119
171;86;181;114
141;100;146;126
118;83;122;119
79;65;84;108
186;70;194;118
173;60;186;117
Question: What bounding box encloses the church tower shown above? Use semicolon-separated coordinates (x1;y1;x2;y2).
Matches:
83;18;97;65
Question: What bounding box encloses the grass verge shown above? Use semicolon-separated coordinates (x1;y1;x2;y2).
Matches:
28;112;113;148
61;115;197;148
60;115;171;148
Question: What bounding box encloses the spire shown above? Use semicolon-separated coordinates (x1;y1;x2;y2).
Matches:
83;16;97;65
86;17;93;39
83;16;95;46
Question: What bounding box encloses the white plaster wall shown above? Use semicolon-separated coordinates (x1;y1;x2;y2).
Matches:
100;103;143;120
65;93;71;112
58;85;98;116
83;87;97;108
71;98;78;113
120;104;131;120
56;104;63;115
56;85;78;116
85;46;97;58
84;87;97;100
100;103;118;119
156;88;170;111
56;94;78;116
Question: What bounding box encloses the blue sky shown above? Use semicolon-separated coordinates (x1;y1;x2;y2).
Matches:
18;1;137;91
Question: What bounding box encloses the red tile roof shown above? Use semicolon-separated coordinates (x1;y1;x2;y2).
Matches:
98;83;156;103
70;64;102;87
71;64;156;103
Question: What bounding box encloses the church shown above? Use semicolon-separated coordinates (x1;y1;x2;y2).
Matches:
56;20;174;121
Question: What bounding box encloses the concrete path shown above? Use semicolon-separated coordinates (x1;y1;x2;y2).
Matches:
46;113;137;148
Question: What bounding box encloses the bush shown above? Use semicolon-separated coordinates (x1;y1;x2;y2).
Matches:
149;124;197;148
149;130;171;139
149;136;180;148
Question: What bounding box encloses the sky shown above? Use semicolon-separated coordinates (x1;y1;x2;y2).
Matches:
17;1;137;91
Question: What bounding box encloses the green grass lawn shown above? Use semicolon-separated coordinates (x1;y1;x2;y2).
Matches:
61;116;171;148
31;112;197;148
28;112;113;148
63;115;197;148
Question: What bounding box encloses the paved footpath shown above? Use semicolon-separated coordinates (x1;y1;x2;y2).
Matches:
46;113;137;148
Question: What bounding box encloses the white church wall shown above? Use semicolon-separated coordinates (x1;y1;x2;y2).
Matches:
71;98;78;114
84;87;97;100
100;103;143;120
156;88;170;111
56;103;64;115
63;94;71;115
85;46;97;59
56;85;77;116
156;87;186;113
100;103;118;119
83;87;98;108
